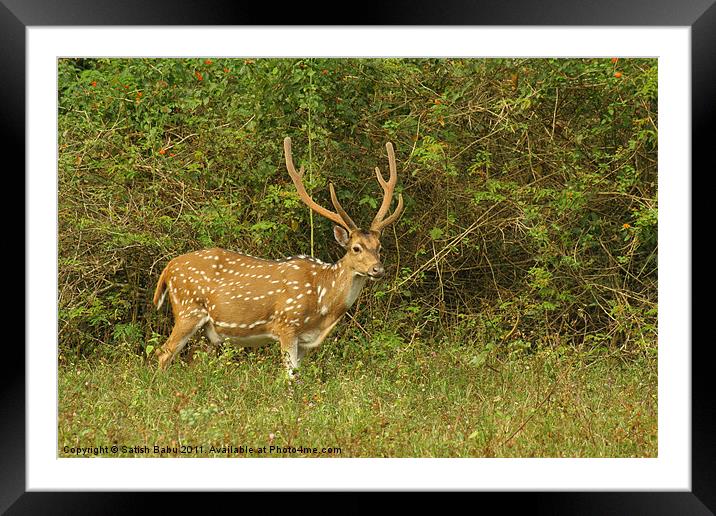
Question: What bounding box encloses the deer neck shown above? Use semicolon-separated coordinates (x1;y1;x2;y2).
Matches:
317;257;368;316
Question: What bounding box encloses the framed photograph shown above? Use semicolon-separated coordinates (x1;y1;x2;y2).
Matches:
12;0;709;512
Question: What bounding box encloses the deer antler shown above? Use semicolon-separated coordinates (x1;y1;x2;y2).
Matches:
370;142;404;233
284;137;358;232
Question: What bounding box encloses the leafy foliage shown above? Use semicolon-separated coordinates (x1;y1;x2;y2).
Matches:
58;57;657;361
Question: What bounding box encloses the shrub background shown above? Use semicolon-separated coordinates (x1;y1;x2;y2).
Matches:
57;57;657;362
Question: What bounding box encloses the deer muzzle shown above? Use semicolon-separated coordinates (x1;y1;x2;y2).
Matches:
369;264;385;279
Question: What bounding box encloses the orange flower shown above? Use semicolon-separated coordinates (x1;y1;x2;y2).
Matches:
622;223;631;229
204;59;213;65
614;71;622;78
195;71;204;81
90;81;97;87
611;57;619;63
223;67;229;73
159;148;166;155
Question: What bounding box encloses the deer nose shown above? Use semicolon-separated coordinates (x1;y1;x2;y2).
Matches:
371;264;385;278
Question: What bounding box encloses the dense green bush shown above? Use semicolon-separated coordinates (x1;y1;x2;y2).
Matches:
58;57;657;360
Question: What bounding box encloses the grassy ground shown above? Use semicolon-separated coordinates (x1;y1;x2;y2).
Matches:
58;339;657;458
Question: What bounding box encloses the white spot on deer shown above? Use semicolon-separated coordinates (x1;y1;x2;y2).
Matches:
318;287;326;304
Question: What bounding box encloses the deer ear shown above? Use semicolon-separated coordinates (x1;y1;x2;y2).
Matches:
333;225;350;247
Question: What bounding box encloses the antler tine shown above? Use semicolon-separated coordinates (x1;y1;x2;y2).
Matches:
329;183;358;231
371;142;404;232
283;137;356;231
377;192;403;230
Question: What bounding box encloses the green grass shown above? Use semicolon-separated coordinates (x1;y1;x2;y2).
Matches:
58;340;657;458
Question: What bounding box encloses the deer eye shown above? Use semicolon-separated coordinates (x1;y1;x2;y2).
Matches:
352;245;362;253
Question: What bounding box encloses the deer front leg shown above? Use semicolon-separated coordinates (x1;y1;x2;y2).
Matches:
293;319;341;373
278;332;299;380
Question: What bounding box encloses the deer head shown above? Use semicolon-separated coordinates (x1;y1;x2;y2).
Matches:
283;136;403;281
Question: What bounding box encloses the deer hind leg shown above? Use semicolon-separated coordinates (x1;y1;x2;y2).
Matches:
201;320;225;358
158;313;209;370
204;321;223;346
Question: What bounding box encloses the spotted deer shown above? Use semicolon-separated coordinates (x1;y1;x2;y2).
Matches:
153;137;404;377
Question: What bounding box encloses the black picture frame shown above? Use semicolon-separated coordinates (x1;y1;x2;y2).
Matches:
9;0;709;513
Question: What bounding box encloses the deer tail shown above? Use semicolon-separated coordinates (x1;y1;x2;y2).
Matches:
153;265;170;309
